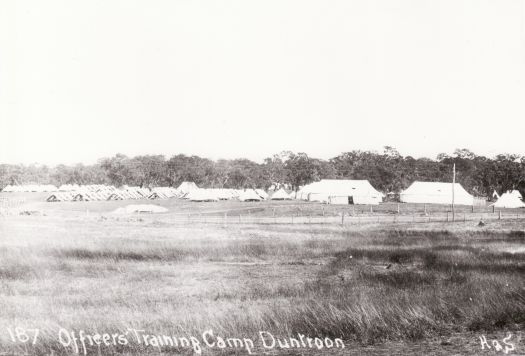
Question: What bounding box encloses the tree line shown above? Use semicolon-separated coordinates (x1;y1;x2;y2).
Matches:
1;147;524;198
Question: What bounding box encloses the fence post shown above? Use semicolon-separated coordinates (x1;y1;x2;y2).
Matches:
424;204;427;214
341;212;344;225
492;205;495;214
397;204;400;214
322;206;325;217
370;205;373;213
498;211;501;220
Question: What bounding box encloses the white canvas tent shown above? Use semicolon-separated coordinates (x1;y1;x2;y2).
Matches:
186;189;219;202
509;190;523;200
270;188;291;200
207;188;237;200
400;181;474;206
58;184;81;191
491;192;525;208
46;192;75;202
151;187;178;198
177;182;198;195
255;189;268;200
298;179;383;205
2;184;58;192
238;189;262;202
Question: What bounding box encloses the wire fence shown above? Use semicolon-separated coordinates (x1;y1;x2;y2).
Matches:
2;197;524;226
166;210;525;225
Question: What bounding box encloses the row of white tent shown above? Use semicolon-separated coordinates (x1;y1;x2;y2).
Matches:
183;188;291;202
1;182;197;194
47;186;164;202
294;180;524;207
45;186;290;203
1;184;120;192
399;183;524;208
2;184;59;192
4;180;524;208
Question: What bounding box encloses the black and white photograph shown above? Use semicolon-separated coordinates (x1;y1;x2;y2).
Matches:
1;1;525;355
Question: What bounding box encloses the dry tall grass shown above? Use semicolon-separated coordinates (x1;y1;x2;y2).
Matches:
0;215;523;355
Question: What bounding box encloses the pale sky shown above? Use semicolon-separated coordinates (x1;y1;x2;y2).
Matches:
1;0;524;165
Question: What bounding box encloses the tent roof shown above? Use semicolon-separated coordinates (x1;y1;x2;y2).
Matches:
300;179;382;196
508;190;523;199
270;188;291;200
238;189;262;201
177;182;198;193
186;189;219;201
401;181;473;198
255;189;268;199
491;192;525;208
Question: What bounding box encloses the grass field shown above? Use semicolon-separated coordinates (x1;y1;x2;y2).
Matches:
0;196;524;355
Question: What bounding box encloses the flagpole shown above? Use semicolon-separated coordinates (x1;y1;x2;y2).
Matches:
452;163;455;222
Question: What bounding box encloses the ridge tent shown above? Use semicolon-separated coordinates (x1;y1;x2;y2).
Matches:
400;181;474;206
207;188;233;200
1;184;58;192
186;189;219;202
107;192;124;200
1;185;14;192
509;190;523;200
270;188;291;200
255;189;269;200
491;192;525;208
238;189;262;202
151;187;178;198
177;182;198;195
299;179;383;205
46;192;74;202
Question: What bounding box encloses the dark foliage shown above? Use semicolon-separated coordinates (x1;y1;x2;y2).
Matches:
1;147;524;196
